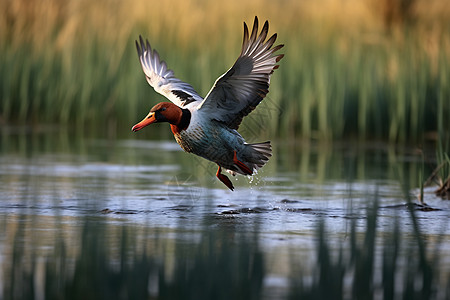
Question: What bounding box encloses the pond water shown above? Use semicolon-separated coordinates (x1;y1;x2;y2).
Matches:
1;128;449;299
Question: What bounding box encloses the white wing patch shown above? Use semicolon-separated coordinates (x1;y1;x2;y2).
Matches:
136;36;203;108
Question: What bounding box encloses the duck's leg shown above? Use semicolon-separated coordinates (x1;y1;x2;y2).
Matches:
233;151;253;175
216;166;234;191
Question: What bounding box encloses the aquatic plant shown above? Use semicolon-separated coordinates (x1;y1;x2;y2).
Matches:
1;0;450;143
424;142;450;200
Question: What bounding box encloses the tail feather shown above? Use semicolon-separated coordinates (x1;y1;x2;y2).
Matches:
244;141;272;172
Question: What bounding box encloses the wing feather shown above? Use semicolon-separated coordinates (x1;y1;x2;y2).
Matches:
197;17;284;129
136;36;203;108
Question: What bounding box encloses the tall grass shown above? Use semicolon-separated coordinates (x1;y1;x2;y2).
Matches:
1;0;449;142
428;137;450;199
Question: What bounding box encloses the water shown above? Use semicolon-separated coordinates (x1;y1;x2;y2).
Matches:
1;128;449;299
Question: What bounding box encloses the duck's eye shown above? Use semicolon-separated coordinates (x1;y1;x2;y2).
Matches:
161;107;166;112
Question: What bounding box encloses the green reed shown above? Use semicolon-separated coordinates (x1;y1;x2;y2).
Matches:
433;136;450;199
1;2;449;143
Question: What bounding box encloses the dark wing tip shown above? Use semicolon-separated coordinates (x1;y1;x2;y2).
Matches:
276;53;285;63
246;16;259;46
270;33;278;42
243;21;249;35
269;44;284;58
136;35;145;56
241;21;250;55
251;16;259;38
135;40;140;55
262;20;269;35
264;33;278;49
145;39;151;53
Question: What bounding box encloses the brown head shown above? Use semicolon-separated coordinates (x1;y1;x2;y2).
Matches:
131;102;191;132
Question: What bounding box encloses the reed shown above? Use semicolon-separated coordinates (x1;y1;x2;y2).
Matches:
1;0;449;142
421;87;450;200
429;138;450;199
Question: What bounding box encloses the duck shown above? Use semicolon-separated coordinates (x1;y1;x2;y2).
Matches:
132;17;284;191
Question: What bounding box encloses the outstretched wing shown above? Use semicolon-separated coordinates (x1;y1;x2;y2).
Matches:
136;36;203;108
197;17;284;129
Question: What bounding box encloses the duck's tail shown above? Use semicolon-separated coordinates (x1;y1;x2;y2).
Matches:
242;141;272;174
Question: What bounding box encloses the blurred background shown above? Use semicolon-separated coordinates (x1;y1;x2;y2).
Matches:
1;0;449;142
1;0;450;299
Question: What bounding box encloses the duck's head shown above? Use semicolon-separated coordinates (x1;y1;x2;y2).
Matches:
131;102;189;132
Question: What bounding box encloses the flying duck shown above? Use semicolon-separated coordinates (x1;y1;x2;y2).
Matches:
132;17;284;190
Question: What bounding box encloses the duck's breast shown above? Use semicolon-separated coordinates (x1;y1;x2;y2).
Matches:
174;112;244;163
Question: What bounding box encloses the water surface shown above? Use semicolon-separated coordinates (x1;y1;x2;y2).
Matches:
1;129;449;299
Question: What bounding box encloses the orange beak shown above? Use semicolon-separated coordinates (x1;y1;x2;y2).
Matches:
131;112;156;132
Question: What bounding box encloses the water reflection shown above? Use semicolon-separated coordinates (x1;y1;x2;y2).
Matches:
1;128;449;299
3;206;450;299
